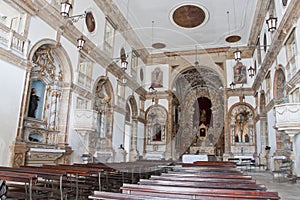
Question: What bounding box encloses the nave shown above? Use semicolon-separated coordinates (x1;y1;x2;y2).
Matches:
2;160;298;199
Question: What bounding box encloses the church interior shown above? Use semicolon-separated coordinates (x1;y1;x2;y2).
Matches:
1;0;300;199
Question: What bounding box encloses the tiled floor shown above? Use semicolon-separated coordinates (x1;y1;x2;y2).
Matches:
248;171;300;200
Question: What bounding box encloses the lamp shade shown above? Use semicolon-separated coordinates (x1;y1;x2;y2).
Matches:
61;2;72;18
121;60;128;70
234;49;242;61
77;36;85;50
248;66;255;78
230;81;236;90
266;16;277;32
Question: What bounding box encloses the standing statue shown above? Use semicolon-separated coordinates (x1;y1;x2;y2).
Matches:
28;88;40;118
200;109;206;123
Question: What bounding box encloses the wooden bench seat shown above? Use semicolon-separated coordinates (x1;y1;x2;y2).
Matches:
121;183;280;199
164;172;252;179
182;161;237;167
89;190;188;200
150;175;257;184
138;178;266;191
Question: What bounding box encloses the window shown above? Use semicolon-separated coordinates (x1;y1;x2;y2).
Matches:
285;29;297;78
77;54;93;90
286;30;296;61
103;17;116;56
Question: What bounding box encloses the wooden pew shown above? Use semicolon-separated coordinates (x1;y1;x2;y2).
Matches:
138;178;267;191
164;172;252;179
150;175;257;184
0;166;69;200
120;183;280;199
181;161;237;167
21;165;99;199
0;171;38;200
89;190;187;200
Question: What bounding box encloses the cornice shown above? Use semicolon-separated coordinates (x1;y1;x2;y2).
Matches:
0;48;29;70
248;0;271;47
226;87;254;97
286;70;300;93
266;99;275;113
72;84;93;100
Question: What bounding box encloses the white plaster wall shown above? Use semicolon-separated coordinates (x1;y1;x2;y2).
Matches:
28;17;57;46
0;61;25;166
112;112;125;151
227;96;239;110
73;0;106;49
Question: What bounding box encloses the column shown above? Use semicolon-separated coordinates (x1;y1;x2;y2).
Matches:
129;118;139;161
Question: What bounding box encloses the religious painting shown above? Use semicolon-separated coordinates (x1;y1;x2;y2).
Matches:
85;12;96;33
233;62;247;84
151;67;163;88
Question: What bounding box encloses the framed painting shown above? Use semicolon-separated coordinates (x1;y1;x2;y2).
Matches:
233;62;247;84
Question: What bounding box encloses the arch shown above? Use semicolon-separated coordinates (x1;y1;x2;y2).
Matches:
145;104;168;143
170;62;226;92
23;39;74;142
93;76;114;107
28;39;73;84
228;102;256;148
127;95;138;118
175;84;224;156
91;76;114;155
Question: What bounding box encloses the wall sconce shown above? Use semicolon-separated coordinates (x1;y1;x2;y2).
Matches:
149;86;157;103
248;66;255;78
77;35;85;50
120;51;128;70
149;86;157;94
113;47;128;70
229;81;236;90
266;16;277;32
234;48;242;61
60;1;86;23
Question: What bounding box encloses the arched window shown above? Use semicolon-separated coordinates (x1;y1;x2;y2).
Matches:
28;133;42;142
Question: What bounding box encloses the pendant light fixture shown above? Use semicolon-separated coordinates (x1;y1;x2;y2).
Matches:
266;15;277;32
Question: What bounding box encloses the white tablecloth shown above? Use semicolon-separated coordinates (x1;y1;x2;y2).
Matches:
182;154;208;163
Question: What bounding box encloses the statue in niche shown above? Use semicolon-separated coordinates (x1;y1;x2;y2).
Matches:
28;88;40;118
200;109;206;123
152;123;162;141
245;134;250;143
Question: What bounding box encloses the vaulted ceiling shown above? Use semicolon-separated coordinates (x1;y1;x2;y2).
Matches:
112;0;258;54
